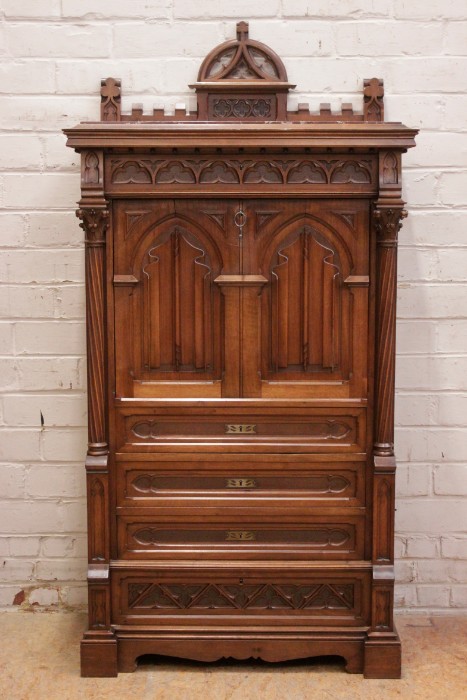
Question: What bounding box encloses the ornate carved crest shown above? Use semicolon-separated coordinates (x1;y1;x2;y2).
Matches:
97;22;386;123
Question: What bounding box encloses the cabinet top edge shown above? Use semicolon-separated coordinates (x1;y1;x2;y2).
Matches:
64;121;418;151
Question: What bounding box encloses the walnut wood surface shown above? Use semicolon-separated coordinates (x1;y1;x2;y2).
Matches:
65;20;416;678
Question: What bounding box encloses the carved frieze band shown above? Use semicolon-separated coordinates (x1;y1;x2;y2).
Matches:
128;582;355;611
373;205;407;456
77;207;109;455
109;156;376;188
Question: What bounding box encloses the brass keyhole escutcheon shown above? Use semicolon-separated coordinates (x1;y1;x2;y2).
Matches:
226;478;257;488
226;530;256;541
225;424;257;434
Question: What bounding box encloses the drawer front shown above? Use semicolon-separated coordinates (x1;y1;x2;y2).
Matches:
117;515;364;560
117;459;365;507
112;565;371;627
116;406;366;454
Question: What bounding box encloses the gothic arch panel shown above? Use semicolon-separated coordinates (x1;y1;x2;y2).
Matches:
260;221;355;384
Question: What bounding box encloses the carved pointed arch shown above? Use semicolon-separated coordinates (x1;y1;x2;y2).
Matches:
260;214;354;279
192;21;294;121
198;21;288;82
131;216;223;377
260;217;354;380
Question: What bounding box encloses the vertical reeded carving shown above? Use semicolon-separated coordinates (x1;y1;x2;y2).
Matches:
101;77;121;122
363;78;384;122
142;226;213;373
270;226;341;373
77;207;110;456
373;206;407;456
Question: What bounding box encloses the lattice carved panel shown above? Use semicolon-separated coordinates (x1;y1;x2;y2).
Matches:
128;582;355;610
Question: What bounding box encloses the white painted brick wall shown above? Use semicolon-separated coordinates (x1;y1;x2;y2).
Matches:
0;1;466;614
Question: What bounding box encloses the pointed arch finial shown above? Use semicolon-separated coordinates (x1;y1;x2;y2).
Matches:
236;21;249;41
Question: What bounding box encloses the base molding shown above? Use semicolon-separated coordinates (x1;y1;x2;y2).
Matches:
363;629;402;679
80;627;401;678
81;632;118;677
117;634;364;674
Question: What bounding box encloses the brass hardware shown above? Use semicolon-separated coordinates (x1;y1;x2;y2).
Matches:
225;424;257;434
233;210;247;228
226;530;256;541
226;478;257;488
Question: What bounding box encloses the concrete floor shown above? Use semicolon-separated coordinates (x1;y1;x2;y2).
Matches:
0;613;466;699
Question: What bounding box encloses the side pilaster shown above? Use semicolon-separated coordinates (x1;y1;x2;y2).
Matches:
365;150;407;679
77;152;117;677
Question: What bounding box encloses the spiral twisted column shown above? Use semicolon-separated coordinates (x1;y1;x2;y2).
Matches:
373;206;407;457
77;207;110;456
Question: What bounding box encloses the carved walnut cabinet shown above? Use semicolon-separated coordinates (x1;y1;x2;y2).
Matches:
64;22;417;678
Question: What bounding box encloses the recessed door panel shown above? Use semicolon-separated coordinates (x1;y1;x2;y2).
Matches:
243;200;370;399
113;198;369;400
113;200;240;398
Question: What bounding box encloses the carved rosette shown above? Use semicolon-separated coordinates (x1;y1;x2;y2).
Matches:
77;207;109;455
373;206;407;456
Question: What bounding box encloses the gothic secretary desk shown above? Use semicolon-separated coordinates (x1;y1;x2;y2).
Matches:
64;22;417;678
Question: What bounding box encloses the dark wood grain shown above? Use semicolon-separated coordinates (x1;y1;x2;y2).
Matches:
66;19;416;678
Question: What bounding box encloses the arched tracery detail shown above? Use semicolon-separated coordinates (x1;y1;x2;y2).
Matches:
198;21;287;82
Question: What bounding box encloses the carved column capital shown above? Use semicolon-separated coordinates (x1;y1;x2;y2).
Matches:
77;207;109;246
373;206;407;247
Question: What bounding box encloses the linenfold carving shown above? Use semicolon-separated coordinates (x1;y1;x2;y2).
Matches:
269;225;342;373
141;226;214;373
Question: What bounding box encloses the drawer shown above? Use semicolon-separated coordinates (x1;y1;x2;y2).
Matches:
117;458;366;508
117;514;365;560
115;405;367;454
112;564;371;627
